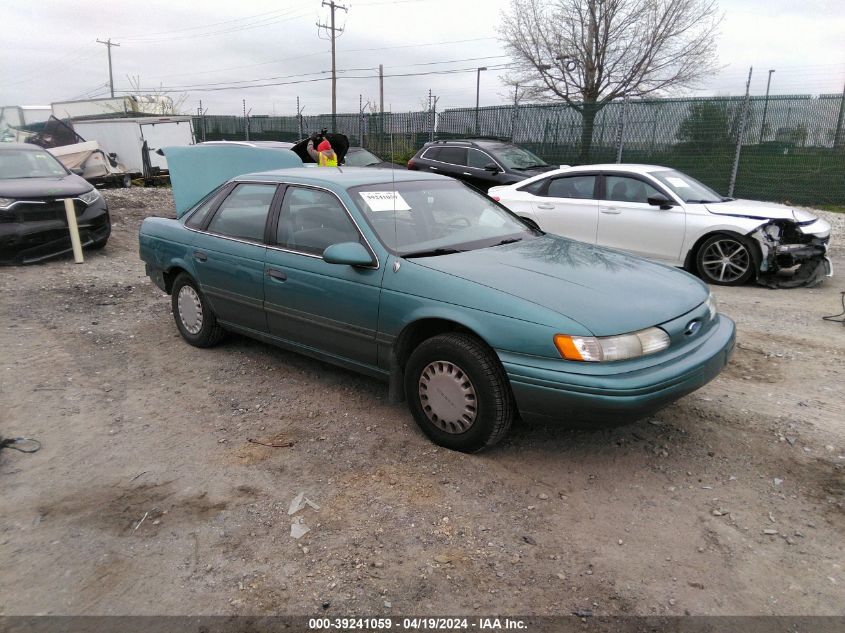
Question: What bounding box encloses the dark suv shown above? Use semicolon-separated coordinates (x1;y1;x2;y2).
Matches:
407;139;557;191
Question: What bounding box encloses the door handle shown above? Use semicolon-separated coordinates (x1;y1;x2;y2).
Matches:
536;203;555;210
462;172;472;176
429;166;438;170
267;268;287;282
601;208;621;214
193;251;207;262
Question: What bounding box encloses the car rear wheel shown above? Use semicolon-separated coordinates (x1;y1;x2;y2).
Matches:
696;234;756;286
171;273;224;347
404;333;514;452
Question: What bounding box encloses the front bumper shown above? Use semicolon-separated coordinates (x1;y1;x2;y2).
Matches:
502;313;736;423
0;199;111;265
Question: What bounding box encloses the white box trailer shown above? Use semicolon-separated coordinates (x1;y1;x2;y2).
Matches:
70;116;194;174
51;97;139;120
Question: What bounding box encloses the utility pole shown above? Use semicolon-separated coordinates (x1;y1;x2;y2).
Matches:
96;38;120;98
198;100;206;142
379;64;384;115
729;66;753;198
475;66;488;136
317;0;348;132
510;83;520;141
760;69;775;143
296;96;304;140
428;89;439;143
243;99;251;141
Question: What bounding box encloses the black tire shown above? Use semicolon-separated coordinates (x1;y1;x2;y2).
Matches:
170;273;224;347
695;233;756;286
404;333;514;452
121;175;132;188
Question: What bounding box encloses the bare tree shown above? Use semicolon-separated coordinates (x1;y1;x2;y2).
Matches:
501;0;723;160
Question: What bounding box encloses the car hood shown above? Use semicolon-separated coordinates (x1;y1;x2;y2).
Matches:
703;198;817;222
412;235;708;336
0;174;92;198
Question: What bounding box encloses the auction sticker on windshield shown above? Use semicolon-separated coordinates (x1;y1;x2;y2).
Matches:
666;176;690;188
359;191;411;212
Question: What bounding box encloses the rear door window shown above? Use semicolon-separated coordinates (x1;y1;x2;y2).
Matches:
438;147;467;166
206;183;277;242
546;175;597;199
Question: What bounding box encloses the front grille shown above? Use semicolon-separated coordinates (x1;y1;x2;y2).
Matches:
0;199;83;224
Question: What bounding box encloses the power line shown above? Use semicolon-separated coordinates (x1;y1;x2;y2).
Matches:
119;7;310;42
114;6;299;40
122;63;514;93
120;57;514;92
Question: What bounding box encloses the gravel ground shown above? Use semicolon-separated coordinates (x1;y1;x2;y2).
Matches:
0;188;843;617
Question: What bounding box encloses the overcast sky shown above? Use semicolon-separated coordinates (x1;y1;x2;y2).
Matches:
3;0;844;117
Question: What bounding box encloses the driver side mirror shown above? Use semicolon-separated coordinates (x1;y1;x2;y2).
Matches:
483;163;501;174
322;242;375;267
647;193;674;210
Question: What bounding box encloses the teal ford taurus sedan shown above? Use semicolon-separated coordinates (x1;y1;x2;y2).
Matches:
139;146;735;452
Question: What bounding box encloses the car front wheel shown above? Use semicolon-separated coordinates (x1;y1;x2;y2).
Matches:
696;234;756;286
404;333;514;452
171;273;224;347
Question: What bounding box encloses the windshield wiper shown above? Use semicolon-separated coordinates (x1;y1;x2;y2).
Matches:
515;163;549;170
685;198;721;204
491;238;523;246
402;247;464;259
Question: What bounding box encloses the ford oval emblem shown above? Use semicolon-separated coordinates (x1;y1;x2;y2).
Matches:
685;320;702;336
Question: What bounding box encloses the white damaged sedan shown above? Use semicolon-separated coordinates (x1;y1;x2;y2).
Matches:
489;164;832;287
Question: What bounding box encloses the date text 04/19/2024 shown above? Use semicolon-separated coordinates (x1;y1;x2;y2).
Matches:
308;617;528;630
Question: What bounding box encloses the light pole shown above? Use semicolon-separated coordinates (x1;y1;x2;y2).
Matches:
760;69;775;143
475;66;488;136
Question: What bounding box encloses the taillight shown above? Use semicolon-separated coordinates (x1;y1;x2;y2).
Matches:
407;159;416;169
491;195;500;201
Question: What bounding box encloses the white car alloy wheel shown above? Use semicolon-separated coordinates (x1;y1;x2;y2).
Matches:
699;237;751;284
177;284;204;335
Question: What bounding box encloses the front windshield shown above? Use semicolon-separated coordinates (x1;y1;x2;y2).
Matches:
349;179;535;257
344;149;382;167
490;145;548;170
0;149;68;179
650;169;725;203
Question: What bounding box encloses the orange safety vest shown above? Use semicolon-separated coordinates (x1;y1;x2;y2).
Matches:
318;151;338;167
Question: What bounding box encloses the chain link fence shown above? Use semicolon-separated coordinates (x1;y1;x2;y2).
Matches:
193;93;845;206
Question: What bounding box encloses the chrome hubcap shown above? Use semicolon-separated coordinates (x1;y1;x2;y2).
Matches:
418;361;477;434
177;285;203;335
701;239;750;282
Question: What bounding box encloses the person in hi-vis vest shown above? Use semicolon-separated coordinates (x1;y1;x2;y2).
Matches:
306;137;338;167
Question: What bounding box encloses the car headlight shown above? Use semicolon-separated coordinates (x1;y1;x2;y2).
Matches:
78;189;101;206
0;197;16;210
554;327;670;362
704;292;717;320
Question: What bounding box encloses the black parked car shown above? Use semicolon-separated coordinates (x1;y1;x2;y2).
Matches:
0;142;110;265
407;139;558;191
343;146;403;169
